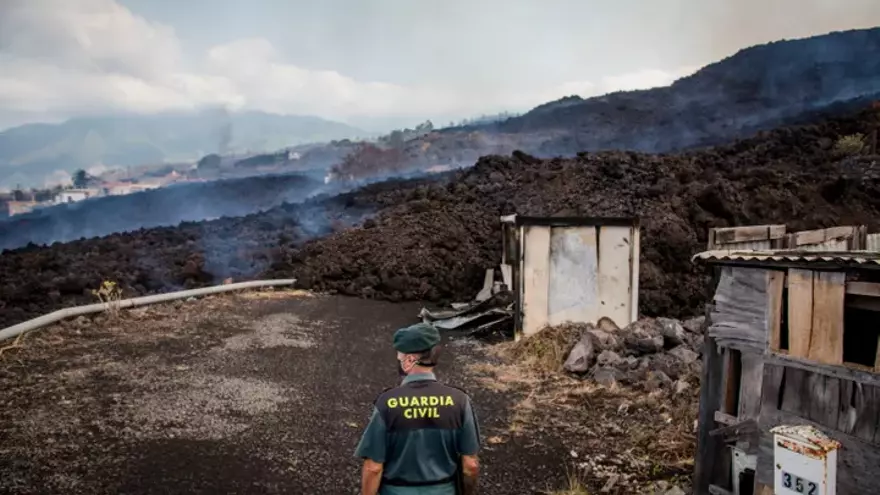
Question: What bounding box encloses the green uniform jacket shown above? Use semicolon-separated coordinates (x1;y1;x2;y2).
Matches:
354;372;481;495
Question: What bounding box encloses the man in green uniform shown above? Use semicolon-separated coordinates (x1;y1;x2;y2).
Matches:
355;323;480;495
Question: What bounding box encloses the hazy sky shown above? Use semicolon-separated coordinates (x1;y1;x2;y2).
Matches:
0;0;878;131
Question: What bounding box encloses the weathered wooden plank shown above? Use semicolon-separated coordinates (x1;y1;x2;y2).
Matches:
739;353;764;420
809;271;845;365
734;363;763;453
708;485;734;495
756;407;880;494
500;263;512;288
780;367;807;415
835;381;880;443
855;225;868;250
838;379;857;434
823;225;857;240
803;237;849;252
694;335;727;494
806;369;825;423
791;226;856;245
822;376;841;431
766;353;880;388
709;267;771;353
875;333;880;373
868;232;880;252
844;295;880;312
792;228;828;246
805;373;841;429
713;224;785;244
521;225;551;336
597;225;633;328
875;394;880;445
760;363;785;412
714;446;733;494
767;270;785;352
788;226;856;249
714;410;737;426
787;268;814;358
769;224;787;240
629;227;640;324
722;348;742;415
852;384;880;444
709;418;758;441
847;281;880;297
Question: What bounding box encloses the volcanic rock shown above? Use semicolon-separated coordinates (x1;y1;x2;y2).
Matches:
658;317;687;347
593;367;619;388
669;346;700;365
563;333;596;373
682;316;706;334
597;350;624;368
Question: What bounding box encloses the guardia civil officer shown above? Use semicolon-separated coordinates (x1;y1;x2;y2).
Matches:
354;322;480;495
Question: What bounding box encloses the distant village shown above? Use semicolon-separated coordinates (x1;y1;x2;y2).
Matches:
0;118;448;219
1;168;204;218
0;148;305;219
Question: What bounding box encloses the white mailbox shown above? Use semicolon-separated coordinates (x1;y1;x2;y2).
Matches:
771;425;841;495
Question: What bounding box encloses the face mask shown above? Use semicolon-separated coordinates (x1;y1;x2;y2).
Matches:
398;356;415;377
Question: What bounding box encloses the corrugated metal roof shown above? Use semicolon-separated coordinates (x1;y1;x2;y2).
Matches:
692;249;880;266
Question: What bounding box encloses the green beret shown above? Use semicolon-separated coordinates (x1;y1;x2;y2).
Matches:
393;322;441;353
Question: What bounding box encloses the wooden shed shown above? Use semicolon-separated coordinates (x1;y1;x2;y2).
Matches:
499;215;640;339
691;248;880;495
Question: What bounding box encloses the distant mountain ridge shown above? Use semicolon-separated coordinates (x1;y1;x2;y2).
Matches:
477;27;880;154
320;27;880;183
0;110;369;188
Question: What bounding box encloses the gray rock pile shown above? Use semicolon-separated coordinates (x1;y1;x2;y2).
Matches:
562;316;705;392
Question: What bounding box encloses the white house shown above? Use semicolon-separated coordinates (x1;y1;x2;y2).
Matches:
101;182;160;196
7;200;41;216
55;188;102;204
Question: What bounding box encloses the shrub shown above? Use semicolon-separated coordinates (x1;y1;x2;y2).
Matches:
833;133;866;156
92;280;123;318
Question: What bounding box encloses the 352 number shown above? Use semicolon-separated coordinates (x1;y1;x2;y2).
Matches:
782;472;818;494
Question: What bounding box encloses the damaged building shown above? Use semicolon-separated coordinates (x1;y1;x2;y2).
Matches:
692;228;880;495
420;215;641;340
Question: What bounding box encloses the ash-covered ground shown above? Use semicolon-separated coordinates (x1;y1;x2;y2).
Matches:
0;290;700;494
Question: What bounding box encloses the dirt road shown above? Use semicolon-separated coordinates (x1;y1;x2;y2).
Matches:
0;291;573;494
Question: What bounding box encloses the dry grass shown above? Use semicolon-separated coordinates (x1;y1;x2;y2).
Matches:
91;280;124;319
0;331;27;360
543;468;591;495
468;325;698;493
238;288;315;300
833;133;866;156
503;323;585;373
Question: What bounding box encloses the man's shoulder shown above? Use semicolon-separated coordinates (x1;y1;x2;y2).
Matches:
435;381;473;402
373;385;399;406
373;382;471;402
